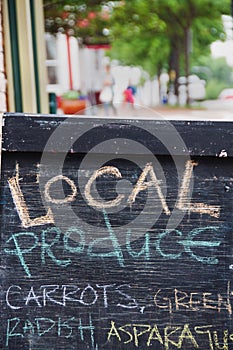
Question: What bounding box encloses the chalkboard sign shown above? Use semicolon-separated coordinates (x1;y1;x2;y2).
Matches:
1;113;233;349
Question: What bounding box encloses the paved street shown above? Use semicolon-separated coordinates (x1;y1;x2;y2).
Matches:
83;100;233;121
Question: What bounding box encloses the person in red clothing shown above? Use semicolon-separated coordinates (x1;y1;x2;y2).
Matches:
123;83;137;108
123;86;134;105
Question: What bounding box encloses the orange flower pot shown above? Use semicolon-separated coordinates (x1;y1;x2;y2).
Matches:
60;99;86;115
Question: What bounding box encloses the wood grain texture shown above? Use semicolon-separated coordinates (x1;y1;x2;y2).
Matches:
1;113;233;349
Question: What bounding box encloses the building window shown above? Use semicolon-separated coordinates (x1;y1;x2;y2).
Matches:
45;33;58;87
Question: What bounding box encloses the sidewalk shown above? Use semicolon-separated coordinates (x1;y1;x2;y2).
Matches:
85;103;233;121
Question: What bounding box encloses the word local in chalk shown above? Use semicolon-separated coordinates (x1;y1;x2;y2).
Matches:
8;160;220;229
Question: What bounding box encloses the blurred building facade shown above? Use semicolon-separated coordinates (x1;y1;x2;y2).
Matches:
0;0;160;115
0;0;6;113
0;0;112;114
1;0;49;114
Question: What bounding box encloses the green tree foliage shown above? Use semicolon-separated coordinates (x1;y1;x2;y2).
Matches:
44;0;232;103
192;56;233;99
44;0;114;45
108;1;168;76
109;0;230;84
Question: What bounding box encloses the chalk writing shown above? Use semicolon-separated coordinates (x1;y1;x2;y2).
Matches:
8;161;221;229
3;115;233;350
154;281;232;315
107;321;232;349
85;166;125;209
6;284;138;310
176;160;220;217
127;162;170;215
8;163;54;228
44;174;77;204
88;210;125;267
4;222;222;277
155;226;221;264
6;315;96;348
6;282;233;317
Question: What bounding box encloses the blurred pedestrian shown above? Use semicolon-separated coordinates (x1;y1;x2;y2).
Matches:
123;83;137;108
87;89;98;115
99;64;117;116
123;86;134;105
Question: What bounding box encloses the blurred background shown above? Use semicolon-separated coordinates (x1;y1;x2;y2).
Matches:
0;0;233;115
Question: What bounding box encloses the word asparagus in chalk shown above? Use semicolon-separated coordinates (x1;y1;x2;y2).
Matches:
8;161;220;229
107;321;232;349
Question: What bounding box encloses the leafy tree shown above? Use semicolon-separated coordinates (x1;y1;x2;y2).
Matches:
43;0;114;45
44;0;231;103
108;1;168;76
109;0;230;102
192;56;233;99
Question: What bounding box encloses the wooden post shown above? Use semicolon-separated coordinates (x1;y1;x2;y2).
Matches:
0;112;2;178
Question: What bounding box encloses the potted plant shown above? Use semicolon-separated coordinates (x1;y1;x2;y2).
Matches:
58;90;87;114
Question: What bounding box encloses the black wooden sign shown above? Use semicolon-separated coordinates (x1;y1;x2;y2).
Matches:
1;113;233;349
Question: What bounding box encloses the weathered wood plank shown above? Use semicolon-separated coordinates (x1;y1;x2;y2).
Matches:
1;113;233;349
2;112;233;156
